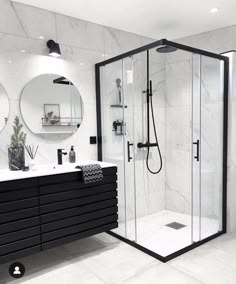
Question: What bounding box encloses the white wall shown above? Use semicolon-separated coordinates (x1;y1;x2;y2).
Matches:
0;84;9;133
0;0;154;169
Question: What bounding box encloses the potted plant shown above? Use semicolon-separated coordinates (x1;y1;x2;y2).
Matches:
8;116;27;171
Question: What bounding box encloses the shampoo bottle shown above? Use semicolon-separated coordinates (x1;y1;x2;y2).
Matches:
69;146;76;163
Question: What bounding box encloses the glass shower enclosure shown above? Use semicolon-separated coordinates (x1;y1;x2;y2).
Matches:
95;39;228;262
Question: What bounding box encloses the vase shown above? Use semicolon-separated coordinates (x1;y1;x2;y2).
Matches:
8;146;25;171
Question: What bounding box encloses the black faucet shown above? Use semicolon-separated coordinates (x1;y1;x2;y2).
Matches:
57;149;67;165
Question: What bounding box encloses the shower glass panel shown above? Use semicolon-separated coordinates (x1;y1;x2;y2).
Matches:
100;60;126;238
199;56;224;239
122;56;136;241
97;39;228;261
132;48;194;256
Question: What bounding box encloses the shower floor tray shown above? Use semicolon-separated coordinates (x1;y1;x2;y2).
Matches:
118;210;219;257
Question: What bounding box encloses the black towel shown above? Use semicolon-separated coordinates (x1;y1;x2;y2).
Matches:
78;164;103;184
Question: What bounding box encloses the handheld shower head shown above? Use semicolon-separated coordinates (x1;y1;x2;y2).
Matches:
116;78;121;88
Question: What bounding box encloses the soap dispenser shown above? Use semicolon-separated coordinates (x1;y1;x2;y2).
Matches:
69;146;76;163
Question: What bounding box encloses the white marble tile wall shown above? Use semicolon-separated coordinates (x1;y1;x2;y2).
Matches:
1;0;236;236
0;0;154;169
164;51;224;219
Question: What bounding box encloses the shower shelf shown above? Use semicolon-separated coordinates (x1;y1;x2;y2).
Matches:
110;104;127;108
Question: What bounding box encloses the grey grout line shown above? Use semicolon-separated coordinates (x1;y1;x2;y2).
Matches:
10;2;29;38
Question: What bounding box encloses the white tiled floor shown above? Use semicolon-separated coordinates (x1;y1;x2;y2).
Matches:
120;210;219;256
1;232;236;284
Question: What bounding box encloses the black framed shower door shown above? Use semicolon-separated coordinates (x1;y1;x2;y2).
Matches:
95;39;229;262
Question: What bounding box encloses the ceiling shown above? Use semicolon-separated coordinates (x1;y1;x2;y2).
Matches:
12;0;236;40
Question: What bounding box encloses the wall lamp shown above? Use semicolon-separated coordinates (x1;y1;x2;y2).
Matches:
47;40;61;58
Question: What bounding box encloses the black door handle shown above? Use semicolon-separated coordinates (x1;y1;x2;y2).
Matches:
127;141;134;162
193;140;200;162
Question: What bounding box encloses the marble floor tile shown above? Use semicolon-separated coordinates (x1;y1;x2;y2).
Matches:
170;243;236;284
209;232;236;257
19;261;105;284
81;244;160;284
122;263;204;284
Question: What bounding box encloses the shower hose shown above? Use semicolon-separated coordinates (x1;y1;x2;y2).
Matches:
146;95;163;174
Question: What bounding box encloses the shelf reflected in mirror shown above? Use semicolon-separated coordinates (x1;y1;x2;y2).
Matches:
20;74;83;140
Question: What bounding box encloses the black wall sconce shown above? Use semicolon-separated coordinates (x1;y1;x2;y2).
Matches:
47;40;61;58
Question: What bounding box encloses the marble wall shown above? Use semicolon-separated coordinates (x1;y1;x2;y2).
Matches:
0;0;154;169
1;0;236;236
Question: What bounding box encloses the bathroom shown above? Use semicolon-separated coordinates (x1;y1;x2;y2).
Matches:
0;0;236;283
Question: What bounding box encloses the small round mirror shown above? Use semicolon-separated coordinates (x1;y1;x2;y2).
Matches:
0;83;10;133
20;74;83;140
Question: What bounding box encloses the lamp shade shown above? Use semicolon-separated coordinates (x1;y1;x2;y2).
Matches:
47;40;61;57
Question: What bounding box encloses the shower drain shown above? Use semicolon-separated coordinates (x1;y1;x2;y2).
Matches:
165;222;186;230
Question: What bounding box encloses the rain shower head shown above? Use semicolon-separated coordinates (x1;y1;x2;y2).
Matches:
156;45;178;53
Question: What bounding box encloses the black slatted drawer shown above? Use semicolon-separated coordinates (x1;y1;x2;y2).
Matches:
0;188;38;203
0;226;40;246
40;183;117;205
42;207;117;233
0;197;39;214
39;167;117;186
41;199;117;224
42;214;118;243
0;207;40;225
0;217;40;235
0;236;40;256
40;191;117;214
39;176;117;195
0;178;37;193
0;246;41;264
42;222;118;251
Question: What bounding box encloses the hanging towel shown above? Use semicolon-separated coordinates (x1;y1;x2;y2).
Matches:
78;164;103;184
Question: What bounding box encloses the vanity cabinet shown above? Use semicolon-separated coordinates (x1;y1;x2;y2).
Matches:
0;178;41;263
0;166;118;263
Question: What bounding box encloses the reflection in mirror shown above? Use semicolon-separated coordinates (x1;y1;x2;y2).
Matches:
0;84;9;133
20;74;83;140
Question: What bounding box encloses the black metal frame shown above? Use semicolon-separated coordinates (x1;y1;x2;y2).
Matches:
95;38;229;262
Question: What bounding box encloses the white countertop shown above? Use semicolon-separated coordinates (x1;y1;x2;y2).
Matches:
0;160;116;182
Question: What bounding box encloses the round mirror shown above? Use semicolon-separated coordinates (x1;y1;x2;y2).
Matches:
0;83;10;133
20;74;83;140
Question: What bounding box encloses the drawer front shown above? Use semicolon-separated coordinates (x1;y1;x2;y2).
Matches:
0;236;40;256
0;197;39;214
0;226;40;246
40;183;117;205
0;178;38;193
42;214;118;243
39;167;117;186
0;217;40;235
42;222;118;251
0;188;38;203
40;191;117;214
39;175;117;196
0;246;41;264
41;199;117;224
42;207;117;233
0;207;40;225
